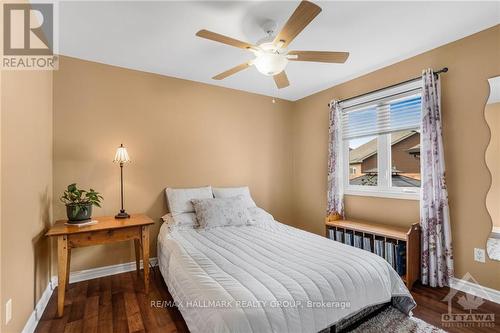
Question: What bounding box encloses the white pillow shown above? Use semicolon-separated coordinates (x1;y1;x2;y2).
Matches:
161;212;198;230
247;207;275;225
212;186;256;208
165;186;213;216
191;196;252;229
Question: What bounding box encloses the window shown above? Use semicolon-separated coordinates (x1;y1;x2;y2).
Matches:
348;135;377;186
341;80;422;200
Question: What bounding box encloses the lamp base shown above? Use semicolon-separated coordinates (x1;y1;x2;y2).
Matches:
115;210;130;219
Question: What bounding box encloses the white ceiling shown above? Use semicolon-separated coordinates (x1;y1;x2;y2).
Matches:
57;1;500;101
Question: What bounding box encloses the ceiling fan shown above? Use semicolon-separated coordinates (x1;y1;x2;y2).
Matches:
195;0;349;89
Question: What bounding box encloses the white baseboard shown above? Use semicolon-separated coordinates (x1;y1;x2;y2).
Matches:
51;257;158;286
22;257;158;333
450;276;500;305
21;281;53;333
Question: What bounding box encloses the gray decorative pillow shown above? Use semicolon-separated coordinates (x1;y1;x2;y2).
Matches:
191;196;251;229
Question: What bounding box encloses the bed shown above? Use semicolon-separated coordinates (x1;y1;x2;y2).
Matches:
157;187;416;333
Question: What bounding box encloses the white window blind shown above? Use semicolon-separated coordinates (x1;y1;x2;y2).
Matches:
341;81;422;140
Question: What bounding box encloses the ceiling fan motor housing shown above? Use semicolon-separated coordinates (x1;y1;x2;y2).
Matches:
261;19;278;36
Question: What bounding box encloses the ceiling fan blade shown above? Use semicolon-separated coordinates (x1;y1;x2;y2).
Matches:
273;1;322;48
212;62;251;80
196;29;256;50
273;71;290;89
288;51;350;63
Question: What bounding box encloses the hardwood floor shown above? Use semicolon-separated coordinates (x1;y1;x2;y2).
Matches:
35;268;500;333
410;283;500;333
35;268;188;333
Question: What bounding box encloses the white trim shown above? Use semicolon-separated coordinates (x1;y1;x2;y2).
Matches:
344;188;420;200
21;257;158;333
378;133;391;187
52;257;158;285
21;281;53;333
450;277;500;305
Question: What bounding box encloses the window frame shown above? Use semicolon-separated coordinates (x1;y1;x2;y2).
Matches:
340;81;422;201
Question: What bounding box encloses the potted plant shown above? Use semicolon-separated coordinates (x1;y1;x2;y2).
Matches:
60;183;103;223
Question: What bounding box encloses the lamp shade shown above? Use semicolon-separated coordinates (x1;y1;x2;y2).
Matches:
113;144;130;164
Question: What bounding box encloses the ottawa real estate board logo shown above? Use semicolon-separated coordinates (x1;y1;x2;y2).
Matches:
441;273;495;329
2;3;58;70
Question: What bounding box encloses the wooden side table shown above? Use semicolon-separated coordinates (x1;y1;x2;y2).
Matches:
46;214;154;317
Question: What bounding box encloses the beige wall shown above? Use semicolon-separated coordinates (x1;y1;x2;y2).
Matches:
1;69;53;333
291;25;500;289
486;102;500;228
53;56;294;272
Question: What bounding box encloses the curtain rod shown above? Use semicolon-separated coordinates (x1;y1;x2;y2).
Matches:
327;67;448;108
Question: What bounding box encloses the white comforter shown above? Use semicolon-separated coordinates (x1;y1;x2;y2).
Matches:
157;219;415;333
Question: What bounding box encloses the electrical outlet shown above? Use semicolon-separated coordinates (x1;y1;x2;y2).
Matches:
5;299;12;324
474;248;486;263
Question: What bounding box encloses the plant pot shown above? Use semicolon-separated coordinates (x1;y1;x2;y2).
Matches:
66;203;93;223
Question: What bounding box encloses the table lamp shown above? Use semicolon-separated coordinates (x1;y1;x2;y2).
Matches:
113;143;130;219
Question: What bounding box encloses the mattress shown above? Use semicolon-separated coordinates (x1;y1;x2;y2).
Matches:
157;219;416;333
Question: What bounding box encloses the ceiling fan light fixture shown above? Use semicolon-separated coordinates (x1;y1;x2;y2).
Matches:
254;51;288;76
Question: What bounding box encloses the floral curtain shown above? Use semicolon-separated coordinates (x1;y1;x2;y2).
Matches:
327;100;344;219
420;69;454;287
